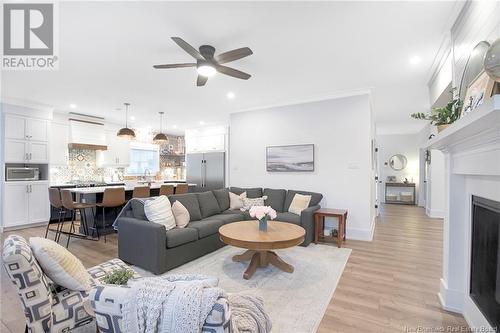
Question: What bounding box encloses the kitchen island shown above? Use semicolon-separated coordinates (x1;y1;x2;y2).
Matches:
67;183;197;236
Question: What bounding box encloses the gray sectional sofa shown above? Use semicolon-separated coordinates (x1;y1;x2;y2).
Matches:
117;187;322;274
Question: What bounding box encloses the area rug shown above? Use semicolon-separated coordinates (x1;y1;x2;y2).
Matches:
133;244;351;333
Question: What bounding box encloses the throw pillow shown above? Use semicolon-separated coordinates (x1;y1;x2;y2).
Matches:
241;196;268;211
229;191;247;210
30;237;92;291
144;195;176;231
288;194;312;215
172;200;190;228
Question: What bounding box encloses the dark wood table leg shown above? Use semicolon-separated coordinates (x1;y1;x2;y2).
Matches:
344;212;348;241
268;251;294;273
232;250;255;262
314;214;320;244
243;252;260;280
337;214;342;248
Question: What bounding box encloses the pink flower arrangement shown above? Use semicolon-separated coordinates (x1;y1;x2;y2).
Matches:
249;206;277;221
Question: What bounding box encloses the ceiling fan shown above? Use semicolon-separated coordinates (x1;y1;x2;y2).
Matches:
153;37;253;86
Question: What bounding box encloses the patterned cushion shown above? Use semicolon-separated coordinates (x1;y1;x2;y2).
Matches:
241;196;268;211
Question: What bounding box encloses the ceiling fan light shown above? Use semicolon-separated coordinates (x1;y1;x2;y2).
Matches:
153;133;168;143
117;127;136;139
197;64;216;77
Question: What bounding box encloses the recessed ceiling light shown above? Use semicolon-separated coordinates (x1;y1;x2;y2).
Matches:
199;121;205;125
409;56;421;65
226;91;235;99
69;104;77;109
197;65;216;77
130;116;135;121
172;125;178;129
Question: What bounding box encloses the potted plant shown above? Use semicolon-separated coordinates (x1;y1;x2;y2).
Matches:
103;268;135;285
410;95;463;133
249;206;277;232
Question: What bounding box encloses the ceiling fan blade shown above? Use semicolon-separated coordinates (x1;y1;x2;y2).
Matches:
197;75;208;87
171;37;204;60
215;47;253;64
153;63;196;69
216;65;251;80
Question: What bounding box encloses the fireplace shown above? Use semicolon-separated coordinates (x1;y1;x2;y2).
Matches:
470;196;500;328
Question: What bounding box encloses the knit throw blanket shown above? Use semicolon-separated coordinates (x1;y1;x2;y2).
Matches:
228;293;272;333
122;274;226;333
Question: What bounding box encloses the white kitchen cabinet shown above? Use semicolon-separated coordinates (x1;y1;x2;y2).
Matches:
49;122;69;165
185;126;227;153
3;182;30;227
4;114;48;141
97;131;130;167
4;139;28;162
29;182;50;222
3;181;49;227
5;115;26;140
4;140;49;163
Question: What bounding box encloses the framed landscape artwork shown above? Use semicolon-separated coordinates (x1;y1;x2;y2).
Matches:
266;144;314;172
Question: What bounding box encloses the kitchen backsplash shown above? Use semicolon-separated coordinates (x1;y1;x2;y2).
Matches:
50;137;186;184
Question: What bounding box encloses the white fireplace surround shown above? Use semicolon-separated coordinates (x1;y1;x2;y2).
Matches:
426;95;500;330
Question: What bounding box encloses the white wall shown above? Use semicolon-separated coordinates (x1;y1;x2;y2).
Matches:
229;94;375;241
376;134;420;203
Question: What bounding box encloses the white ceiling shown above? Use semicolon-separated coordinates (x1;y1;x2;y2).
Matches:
1;1;460;135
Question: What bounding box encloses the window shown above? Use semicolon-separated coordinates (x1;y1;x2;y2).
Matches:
126;143;159;175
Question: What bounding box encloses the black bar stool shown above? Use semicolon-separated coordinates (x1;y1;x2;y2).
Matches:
60;190;97;248
46;188;66;240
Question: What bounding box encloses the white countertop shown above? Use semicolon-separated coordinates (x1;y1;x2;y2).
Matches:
69;183;197;194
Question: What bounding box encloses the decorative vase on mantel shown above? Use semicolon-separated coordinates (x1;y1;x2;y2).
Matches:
249;206;277;232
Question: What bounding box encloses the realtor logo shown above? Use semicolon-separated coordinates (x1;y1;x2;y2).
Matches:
2;2;58;70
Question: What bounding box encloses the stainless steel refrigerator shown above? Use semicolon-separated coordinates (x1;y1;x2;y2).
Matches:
186;152;225;191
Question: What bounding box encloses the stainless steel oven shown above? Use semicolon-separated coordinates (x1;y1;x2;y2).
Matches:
6;167;40;181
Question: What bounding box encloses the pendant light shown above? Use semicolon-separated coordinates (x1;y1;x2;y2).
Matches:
153;111;168;144
117;102;136;139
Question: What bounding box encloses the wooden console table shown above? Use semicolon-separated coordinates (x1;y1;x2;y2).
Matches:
314;208;348;248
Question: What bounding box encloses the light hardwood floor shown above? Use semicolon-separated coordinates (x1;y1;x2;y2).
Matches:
1;204;467;332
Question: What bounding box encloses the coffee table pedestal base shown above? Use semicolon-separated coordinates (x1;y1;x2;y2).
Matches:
232;250;294;280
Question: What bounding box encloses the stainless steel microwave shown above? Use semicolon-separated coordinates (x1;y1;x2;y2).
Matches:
6;167;40;181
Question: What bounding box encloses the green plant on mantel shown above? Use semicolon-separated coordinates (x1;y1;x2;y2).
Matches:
411;93;463;126
103;268;135;285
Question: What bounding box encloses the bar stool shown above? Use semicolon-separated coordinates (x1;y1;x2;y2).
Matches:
175;183;189;194
96;187;126;243
133;186;150;198
159;184;174;196
46;188;66;239
60;190;97;248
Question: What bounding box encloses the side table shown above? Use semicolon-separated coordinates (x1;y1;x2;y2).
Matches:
314;208;348;248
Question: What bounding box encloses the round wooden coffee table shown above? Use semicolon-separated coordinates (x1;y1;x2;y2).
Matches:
219;220;305;280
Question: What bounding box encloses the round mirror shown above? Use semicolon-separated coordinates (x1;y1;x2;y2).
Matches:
484;38;500;81
459;41;491;101
389;154;407;171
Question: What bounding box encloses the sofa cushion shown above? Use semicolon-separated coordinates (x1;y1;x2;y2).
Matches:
230;187;263;198
284;190;323;211
130;199;147;220
276;212;301;225
288;194;312;215
263;188;287;212
167;193;202;221
188;219;225;238
165;228;199;248
172;201;190;228
210;213;244;224
144;196;176;230
212;188;230;211
196;191;222;218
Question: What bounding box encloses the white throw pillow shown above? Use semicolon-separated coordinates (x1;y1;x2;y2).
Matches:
288;194;312;215
144;195;176;231
30;237;92;291
229;191;247;210
172;200;190;228
241;196;268;211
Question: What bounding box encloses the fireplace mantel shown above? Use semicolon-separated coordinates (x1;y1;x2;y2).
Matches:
424;95;500;176
430;94;500;330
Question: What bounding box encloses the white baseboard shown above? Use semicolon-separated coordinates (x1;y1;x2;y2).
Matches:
347;216;375;241
462;296;493;331
438;278;464;313
426;208;444;219
2;221;47;232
